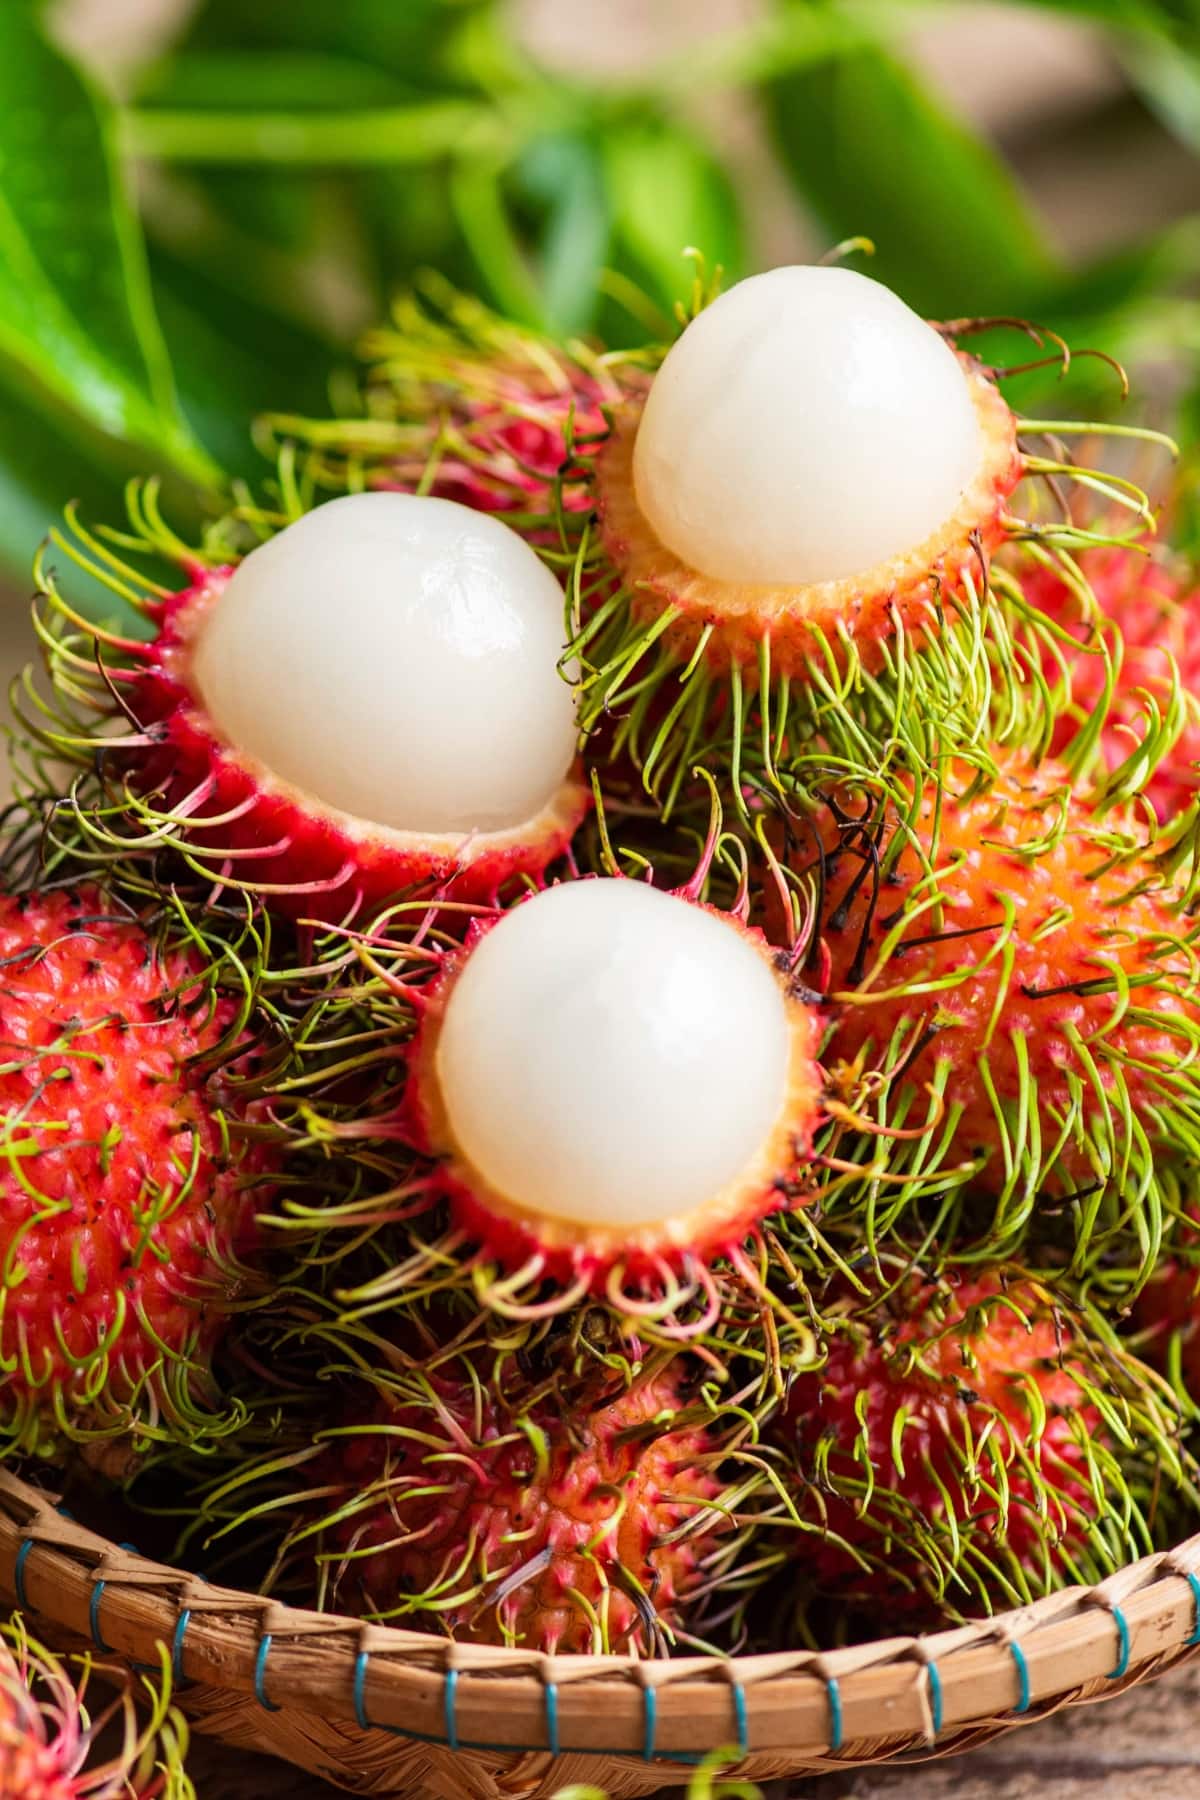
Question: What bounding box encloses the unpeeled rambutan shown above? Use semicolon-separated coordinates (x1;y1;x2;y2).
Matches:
272;276;624;525
0;1614;192;1799
1024;543;1200;819
795;750;1200;1275
0;886;275;1454
281;1360;728;1654
28;490;589;922
779;1270;1189;1616
404;875;823;1307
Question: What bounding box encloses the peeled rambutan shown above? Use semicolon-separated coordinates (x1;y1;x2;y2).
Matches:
0;886;275;1454
289;1360;728;1653
1023;543;1200;819
779;1270;1189;1616
798;750;1200;1272
30;491;590;922
404;875;824;1306
0;1615;192;1799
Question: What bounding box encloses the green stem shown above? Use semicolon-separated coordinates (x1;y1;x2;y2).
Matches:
123;102;512;167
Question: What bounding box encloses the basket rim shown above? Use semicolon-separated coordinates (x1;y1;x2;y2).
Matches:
4;1466;1200;1768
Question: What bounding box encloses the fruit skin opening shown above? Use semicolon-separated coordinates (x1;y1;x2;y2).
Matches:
405;892;824;1289
128;569;591;921
631;267;986;588
595;350;1020;678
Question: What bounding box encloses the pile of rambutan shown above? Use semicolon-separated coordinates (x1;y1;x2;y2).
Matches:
10;251;1200;1785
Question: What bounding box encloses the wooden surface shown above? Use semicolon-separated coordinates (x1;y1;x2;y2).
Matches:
185;1657;1200;1796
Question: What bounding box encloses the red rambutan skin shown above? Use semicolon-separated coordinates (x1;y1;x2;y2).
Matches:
1137;1230;1200;1395
813;753;1190;1191
1025;544;1200;820
381;369;611;526
404;897;825;1293
783;1275;1100;1602
1;1623;177;1799
116;570;590;923
323;1368;724;1653
0;887;273;1445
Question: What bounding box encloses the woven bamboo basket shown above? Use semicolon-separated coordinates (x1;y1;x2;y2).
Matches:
3;1466;1200;1797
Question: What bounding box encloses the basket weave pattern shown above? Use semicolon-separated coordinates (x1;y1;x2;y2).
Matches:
4;1467;1200;1798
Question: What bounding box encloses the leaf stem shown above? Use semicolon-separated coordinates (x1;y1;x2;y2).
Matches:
122;101;511;167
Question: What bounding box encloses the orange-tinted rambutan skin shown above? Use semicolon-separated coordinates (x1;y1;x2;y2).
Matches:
0;887;273;1442
783;1275;1099;1599
1025;544;1200;820
119;569;588;923
814;754;1190;1191
324;1369;724;1653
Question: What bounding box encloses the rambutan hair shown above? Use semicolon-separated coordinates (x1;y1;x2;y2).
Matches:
765;748;1200;1292
778;1267;1193;1619
0;1614;193;1799
0;882;278;1457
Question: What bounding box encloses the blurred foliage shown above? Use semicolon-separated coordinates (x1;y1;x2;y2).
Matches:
1;0;1199;583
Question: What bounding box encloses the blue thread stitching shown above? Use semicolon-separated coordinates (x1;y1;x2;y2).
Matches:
826;1675;843;1752
926;1661;943;1736
353;1651;371;1730
1108;1604;1130;1680
642;1685;657;1761
13;1539;32;1611
1186;1572;1200;1645
444;1668;460;1753
254;1635;281;1713
1009;1640;1031;1713
88;1580;113;1653
543;1681;559;1756
731;1679;748;1758
171;1610;191;1688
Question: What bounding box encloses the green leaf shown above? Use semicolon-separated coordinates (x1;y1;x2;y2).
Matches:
0;12;217;488
148;246;341;480
762;40;1059;317
510;134;611;335
603;119;746;314
174;0;491;91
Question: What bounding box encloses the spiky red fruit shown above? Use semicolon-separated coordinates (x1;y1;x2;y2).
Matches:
405;878;824;1299
0;887;274;1452
809;752;1199;1215
1025;544;1200;819
315;1366;726;1653
378;353;612;524
782;1274;1110;1610
0;1616;189;1799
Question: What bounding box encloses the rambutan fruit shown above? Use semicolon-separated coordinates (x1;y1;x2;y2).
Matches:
270;1358;731;1654
779;1269;1191;1617
0;1614;192;1799
0;886;276;1455
27;490;589;922
563;266;1153;807
790;750;1200;1279
404;875;824;1308
1023;543;1200;819
271;277;625;525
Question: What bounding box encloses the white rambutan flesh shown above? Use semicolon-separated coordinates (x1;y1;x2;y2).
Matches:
631;265;984;586
433;879;794;1230
191;491;578;836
